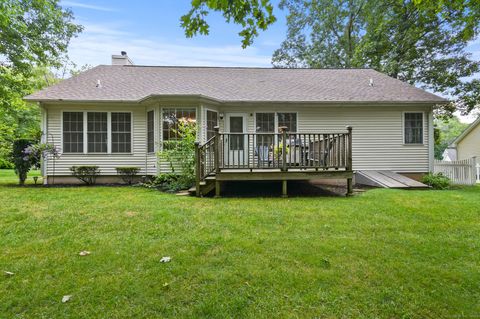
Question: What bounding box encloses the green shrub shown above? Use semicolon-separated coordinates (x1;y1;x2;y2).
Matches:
143;173;192;192
12;139;34;185
70;166;100;185
116;167;140;185
157;119;196;191
421;172;451;190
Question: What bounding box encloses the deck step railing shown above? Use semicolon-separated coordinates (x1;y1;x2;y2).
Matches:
195;127;353;192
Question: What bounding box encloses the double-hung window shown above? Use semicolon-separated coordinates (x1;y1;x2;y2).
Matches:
255;113;275;152
63;112;84;153
255;112;298;133
147;110;154;153
404;112;423;144
111;112;132;153
87;112;108;153
277;113;297;132
206;110;218;140
62;111;132;154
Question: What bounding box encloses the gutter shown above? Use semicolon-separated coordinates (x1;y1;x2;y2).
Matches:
24;94;448;107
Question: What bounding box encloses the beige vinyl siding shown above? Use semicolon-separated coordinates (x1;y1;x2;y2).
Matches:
43;102;432;178
457;123;480;162
43;103;156;176
216;104;432;172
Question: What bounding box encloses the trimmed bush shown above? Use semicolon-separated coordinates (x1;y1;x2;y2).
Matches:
116;167;140;185
70;166;100;185
421;172;451;190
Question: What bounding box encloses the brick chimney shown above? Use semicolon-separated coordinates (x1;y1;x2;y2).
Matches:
111;51;134;65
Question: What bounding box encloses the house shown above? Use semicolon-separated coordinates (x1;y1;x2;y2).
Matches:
25;52;446;195
442;147;457;161
445;117;480;163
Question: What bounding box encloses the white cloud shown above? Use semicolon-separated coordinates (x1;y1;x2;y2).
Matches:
61;1;116;12
67;21;272;68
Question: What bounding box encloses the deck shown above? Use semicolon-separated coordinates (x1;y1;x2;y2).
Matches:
194;127;354;197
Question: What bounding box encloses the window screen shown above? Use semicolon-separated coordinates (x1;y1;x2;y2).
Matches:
87;112;107;153
111;112;131;153
255;113;275;150
206;110;218;140
162;108;196;141
277;113;297;132
404;113;423;144
147;111;154;153
63;112;84;153
256;113;275;132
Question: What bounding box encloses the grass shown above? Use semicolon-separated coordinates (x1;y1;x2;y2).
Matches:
0;168;41;184
1;169;479;318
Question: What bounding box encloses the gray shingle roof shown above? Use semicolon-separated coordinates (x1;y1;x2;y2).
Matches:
25;65;446;103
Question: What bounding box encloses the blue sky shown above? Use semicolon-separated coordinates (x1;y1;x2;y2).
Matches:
61;0;286;67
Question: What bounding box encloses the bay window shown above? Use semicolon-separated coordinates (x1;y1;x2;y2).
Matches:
147;110;154;153
206;110;218;140
162;108;196;141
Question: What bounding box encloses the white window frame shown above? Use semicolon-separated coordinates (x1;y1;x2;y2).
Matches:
205;108;219;141
160;106;198;147
111;111;134;154
253;111;299;133
61;111;133;155
61;111;85;154
402;111;425;145
146;109;155;154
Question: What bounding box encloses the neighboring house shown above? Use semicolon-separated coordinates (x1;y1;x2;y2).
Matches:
442;147;457;161
445;117;480;163
25;52;446;189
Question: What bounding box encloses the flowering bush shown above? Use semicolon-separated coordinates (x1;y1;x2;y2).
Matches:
12;140;60;185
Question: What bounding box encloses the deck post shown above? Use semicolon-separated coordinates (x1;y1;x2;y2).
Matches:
280;126;288;172
346;126;353;196
215;180;221;198
282;180;288;198
214;126;220;174
194;141;201;197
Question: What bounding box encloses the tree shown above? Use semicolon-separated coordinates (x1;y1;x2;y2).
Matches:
0;0;81;168
0;0;82;74
0;66;59;168
434;116;469;159
181;0;276;48
272;0;480;115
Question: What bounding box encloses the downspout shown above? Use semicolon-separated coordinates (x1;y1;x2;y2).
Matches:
40;103;49;185
144;105;148;180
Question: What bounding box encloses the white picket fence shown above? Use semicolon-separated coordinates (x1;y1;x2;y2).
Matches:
434;157;478;185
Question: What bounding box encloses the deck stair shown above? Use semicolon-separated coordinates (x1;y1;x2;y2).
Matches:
188;176;216;196
356;170;428;188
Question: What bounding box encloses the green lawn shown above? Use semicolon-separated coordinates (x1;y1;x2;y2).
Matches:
1;169;479;318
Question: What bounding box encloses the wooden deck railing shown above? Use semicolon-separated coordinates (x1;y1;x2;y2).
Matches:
195;126;353;187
